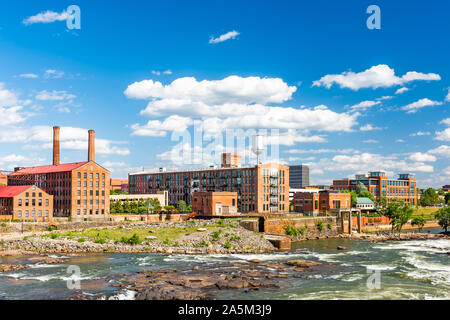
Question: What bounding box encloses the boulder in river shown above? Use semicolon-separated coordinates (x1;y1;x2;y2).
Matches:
284;260;321;268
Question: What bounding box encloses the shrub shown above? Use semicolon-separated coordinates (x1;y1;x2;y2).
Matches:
327;223;332;230
200;240;209;247
317;220;324;232
284;224;299;236
95;238;106;244
50;234;58;239
120;233;141;245
211;230;222;241
47;225;58;231
78;237;86;243
224;239;231;249
217;219;227;227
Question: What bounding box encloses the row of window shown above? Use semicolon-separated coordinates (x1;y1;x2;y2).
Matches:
76;209;106;215
77;180;105;187
76;199;106;205
18;199;50;206
18;210;49;218
76;190;106;196
77;172;106;180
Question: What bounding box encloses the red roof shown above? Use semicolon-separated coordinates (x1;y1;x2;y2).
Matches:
0;185;33;197
9;162;88;176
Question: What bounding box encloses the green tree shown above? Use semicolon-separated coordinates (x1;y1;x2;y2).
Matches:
421;188;439;206
186;205;192;213
411;215;426;232
177;200;187;213
435;207;450;233
437;188;445;196
358;190;375;201
445;192;450;205
376;196;387;209
384;199;413;233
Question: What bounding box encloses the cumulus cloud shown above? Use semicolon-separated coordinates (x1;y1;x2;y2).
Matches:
17;73;39;79
36;90;76;101
360;124;382;131
0;126;130;156
428;145;450;157
435;128;450;141
395;87;409;94
446;89;450;102
313;64;440;90
23;10;69;25
209;31;240;44
409;152;436;162
401;98;443;113
410;131;431;136
0;83;20;107
286;148;359;154
130;115;193;137
363;139;379;143
151;70;172;76
349;100;381;112
441;118;450;126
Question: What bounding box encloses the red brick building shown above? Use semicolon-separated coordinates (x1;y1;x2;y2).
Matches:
8;127;110;219
294;191;351;215
192;192;238;216
332;171;417;205
0;185;53;221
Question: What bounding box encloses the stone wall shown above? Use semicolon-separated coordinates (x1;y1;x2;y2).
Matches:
240;216;341;240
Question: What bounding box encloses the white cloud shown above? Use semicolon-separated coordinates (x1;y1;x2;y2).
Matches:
44;69;64;79
428;145;450;157
0;83;19;107
0;126;130;156
435;128;450;141
209;30;239;44
313;64;440;90
36;90;76;101
286;148;359;154
410;131;431;136
401;98;443;113
349;100;381;111
151;70;172;76
18;73;39;79
23;10;69;26
125;75;296;105
395;139;405;143
131;115;193;137
395;87;409;94
409;152;436;162
446;89;450;102
363;139;379;143
440;118;450;126
360;124;382;131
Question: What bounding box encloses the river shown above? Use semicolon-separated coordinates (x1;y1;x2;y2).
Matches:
0;229;448;300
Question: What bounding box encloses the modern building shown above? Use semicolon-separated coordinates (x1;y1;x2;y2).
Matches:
293;190;351;215
332;171;417;205
289;165;309;188
110;179;129;193
129;155;290;214
0;185;53;221
8;126;110;219
0;171;7;186
442;185;450;192
355;197;375;211
110;191;168;208
192;191;238;216
221;153;242;168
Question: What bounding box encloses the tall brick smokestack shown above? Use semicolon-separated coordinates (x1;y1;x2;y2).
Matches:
88;130;95;162
53;126;60;166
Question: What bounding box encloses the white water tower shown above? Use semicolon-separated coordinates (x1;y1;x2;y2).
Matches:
252;134;264;165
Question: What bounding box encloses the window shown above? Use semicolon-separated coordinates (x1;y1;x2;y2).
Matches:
25;192;29;197
45;210;48;217
25;210;29;217
45;199;49;206
18;199;22;206
38;210;42;217
39;193;42;197
25;199;29;206
18;210;22;217
77;209;81;215
38;199;42;206
78;172;81;178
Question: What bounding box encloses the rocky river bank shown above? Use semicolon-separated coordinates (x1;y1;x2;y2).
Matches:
0;220;276;256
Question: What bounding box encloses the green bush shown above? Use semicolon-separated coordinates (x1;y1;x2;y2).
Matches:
94;238;106;244
284;224;299;236
120;233;141;245
211;230;222;241
317;220;324;232
78;237;86;243
327;223;332;230
47;225;58;231
50;233;58;239
224;239;231;249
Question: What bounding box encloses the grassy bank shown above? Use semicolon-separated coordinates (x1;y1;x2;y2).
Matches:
412;207;439;220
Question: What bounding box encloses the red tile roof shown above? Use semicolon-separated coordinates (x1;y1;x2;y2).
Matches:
0;185;33;197
9;162;88;176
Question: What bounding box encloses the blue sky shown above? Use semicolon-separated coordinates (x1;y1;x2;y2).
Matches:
0;0;448;187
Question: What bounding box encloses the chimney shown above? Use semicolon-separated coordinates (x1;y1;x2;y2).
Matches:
53;126;60;166
88;130;95;162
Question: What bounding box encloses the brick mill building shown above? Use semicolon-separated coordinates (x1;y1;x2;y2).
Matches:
192;192;238;216
129;153;290;214
0;185;53;221
294;190;351;215
7;127;110;220
332;171;417;205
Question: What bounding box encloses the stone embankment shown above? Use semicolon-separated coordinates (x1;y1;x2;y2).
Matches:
0;221;276;255
339;232;449;242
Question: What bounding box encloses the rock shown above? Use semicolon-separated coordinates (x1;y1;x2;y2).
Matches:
285;260;322;268
197;228;207;232
136;284;211;300
248;259;262;263
146;236;157;240
337;246;347;250
0;264;27;272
